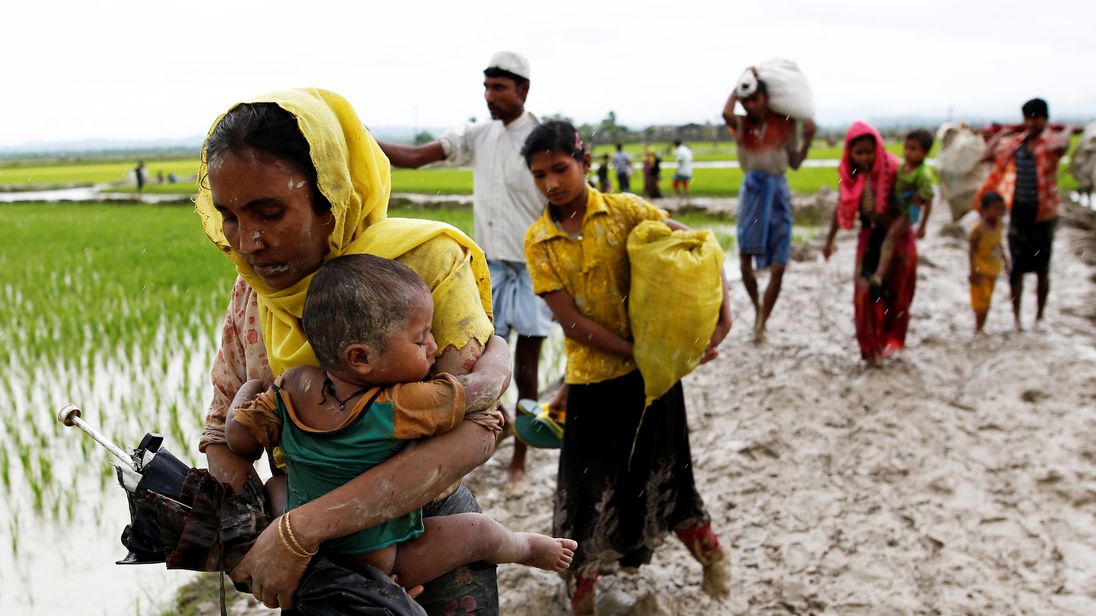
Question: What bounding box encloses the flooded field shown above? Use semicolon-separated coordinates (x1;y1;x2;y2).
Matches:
0;202;232;613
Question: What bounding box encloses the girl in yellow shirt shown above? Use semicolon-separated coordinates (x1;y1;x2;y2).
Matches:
970;192;1010;333
522;121;732;614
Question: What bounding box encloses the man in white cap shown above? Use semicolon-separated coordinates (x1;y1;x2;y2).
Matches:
379;52;552;489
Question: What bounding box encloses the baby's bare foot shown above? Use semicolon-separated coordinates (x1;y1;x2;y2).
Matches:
518;534;576;572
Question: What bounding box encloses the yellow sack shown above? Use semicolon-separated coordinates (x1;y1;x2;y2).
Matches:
627;220;725;409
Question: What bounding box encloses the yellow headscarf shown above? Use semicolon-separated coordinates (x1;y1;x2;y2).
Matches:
195;88;492;375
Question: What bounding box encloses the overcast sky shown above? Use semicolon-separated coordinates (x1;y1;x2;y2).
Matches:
4;0;1094;147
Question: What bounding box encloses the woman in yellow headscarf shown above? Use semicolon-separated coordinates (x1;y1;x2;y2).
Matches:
195;88;502;613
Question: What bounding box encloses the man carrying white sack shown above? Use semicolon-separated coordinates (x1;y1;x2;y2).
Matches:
722;61;816;343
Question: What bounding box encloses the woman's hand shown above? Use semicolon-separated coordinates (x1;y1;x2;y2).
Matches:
229;515;312;610
822;240;836;261
701;263;733;364
701;305;732;364
548;383;569;412
700;327;728;364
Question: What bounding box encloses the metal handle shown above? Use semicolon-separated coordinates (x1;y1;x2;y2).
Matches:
57;403;135;471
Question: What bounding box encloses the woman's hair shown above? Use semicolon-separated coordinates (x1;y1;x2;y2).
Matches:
849;133;876;149
201;102;330;212
522;120;585;166
303;254;430;369
754;79;768;97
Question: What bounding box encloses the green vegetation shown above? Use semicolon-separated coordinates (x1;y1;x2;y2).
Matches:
43;160;840;198
161;574;242;616
0;158;198;186
0;202;234;552
2;134;1084;199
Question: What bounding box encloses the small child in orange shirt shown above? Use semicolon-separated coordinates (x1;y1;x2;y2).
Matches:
226;254;575;590
969;192;1010;333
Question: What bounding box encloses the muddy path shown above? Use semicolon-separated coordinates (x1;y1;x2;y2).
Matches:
475;201;1096;615
226;199;1096;616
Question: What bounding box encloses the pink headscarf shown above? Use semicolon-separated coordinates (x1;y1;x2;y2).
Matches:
837;121;899;230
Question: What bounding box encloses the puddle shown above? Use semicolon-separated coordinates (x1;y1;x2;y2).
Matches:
0;185;188;204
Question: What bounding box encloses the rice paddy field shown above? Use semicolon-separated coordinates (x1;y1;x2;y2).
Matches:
0;202;232;613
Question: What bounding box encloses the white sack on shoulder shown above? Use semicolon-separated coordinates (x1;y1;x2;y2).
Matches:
1069;121;1096;194
735;58;815;121
934;122;988;221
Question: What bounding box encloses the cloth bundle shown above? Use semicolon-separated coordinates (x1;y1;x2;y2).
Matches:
735;58;815;121
1070;121;1096;194
934;122;989;221
627;221;724;409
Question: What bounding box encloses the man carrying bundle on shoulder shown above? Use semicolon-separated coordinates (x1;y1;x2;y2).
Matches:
722;61;816;343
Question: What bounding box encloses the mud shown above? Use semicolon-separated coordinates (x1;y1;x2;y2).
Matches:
223;199;1095;615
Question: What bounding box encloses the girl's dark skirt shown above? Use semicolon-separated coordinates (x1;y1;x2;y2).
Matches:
553;369;709;582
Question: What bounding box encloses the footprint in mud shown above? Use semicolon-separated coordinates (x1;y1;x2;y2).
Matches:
1020;389;1049;404
938;222;967;240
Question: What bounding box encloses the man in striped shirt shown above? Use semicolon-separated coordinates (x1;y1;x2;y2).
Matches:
978;98;1075;330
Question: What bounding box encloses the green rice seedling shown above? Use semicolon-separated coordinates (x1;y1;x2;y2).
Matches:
0;444;9;490
29;480;43;513
16;443;31;477
64;490;75;522
37;452;52;487
9;516;18;556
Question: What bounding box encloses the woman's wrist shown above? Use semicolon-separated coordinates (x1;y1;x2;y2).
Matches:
280;511;319;558
286;499;331;552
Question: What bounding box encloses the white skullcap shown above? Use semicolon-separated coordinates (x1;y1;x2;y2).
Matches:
486;51;530;80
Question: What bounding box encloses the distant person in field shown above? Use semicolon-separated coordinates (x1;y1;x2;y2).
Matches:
969;192;1009;334
865;128;936;292
377;51;555;485
642;147;662;198
672;140;693;200
722;80;816;342
976;97;1075;330
612;143;632;193
134;160;146;193
597;153;611;192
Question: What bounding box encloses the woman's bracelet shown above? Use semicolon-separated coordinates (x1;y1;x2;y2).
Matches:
277;513;316;559
283;511;318;557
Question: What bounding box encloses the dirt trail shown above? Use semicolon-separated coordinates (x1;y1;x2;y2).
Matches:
229;199;1096;615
